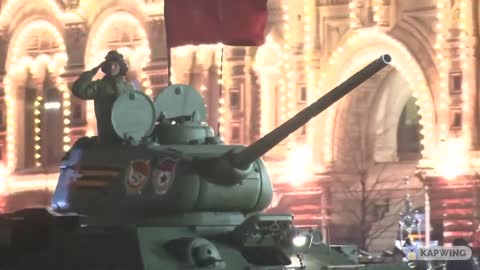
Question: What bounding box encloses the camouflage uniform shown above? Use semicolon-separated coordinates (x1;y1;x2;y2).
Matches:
71;52;135;144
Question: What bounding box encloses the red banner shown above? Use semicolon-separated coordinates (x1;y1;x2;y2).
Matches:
165;0;268;48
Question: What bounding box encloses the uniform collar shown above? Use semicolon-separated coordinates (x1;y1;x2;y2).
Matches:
102;75;125;83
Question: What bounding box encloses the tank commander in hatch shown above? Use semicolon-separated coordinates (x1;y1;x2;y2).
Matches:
72;50;136;144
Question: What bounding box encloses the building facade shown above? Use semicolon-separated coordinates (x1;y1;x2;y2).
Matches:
0;0;479;252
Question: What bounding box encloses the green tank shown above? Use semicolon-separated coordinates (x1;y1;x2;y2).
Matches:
0;55;407;270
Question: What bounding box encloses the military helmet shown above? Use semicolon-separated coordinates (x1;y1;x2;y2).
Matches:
101;50;129;75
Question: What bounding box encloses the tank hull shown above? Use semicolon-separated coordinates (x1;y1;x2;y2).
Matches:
0;208;410;270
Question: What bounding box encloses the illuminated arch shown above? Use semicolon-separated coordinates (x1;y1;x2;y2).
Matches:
0;0;67;29
3;19;69;172
317;29;439;166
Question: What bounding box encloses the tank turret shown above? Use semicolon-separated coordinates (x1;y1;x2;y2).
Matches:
0;55;408;270
50;54;391;223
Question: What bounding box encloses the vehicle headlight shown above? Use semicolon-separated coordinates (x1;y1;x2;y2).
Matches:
292;229;315;247
293;235;308;247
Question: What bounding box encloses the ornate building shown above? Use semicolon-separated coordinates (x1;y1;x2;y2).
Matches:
0;0;478;252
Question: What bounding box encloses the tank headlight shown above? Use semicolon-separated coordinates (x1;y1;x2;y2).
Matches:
291;228;322;248
293;235;308;247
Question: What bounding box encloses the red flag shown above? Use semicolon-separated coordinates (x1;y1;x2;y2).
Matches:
164;0;268;48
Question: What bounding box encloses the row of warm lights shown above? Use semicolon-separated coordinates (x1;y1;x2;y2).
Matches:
303;0;315;151
280;0;290;138
348;0;359;28
30;53;71;158
434;0;450;140
458;0;471;145
34;96;43;167
56;76;72;152
432;0;471;178
372;0;389;26
372;0;381;24
139;72;153;96
284;0;295;126
256;36;282;137
450;0;471;178
216;46;226;140
4;76;16;172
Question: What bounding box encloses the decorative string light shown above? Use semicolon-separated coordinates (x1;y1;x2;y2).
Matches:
279;1;294;137
215;45;226;141
61;85;72;151
434;0;449;140
372;0;381;24
3;76;15;172
303;0;315;149
34;96;43;167
348;0;359;28
321;30;436;166
432;0;471;174
49;73;72;153
458;0;471;146
255;36;282;137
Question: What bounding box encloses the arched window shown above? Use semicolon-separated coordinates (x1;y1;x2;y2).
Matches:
397;97;423;160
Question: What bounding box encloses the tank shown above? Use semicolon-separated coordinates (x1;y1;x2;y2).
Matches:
0;55;407;270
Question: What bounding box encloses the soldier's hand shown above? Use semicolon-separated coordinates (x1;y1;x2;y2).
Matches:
90;62;104;74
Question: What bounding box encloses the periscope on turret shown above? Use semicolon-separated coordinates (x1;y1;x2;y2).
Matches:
0;55;409;270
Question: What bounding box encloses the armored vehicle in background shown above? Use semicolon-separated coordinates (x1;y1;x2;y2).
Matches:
0;55;407;269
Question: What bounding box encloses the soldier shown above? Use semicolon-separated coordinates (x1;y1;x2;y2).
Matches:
72;50;135;144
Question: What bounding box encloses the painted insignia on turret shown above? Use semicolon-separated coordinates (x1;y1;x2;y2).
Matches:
125;160;151;195
152;158;177;195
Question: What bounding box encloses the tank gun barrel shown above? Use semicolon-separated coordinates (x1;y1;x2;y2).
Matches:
232;54;391;169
